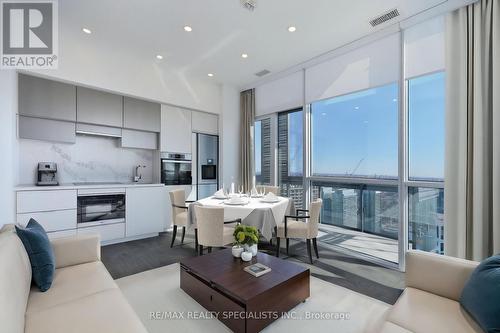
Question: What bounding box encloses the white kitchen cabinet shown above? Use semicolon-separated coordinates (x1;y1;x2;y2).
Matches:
78;223;125;242
160;105;192;153
19;116;76;144
191;111;218;135
47;229;77;239
17;190;77;213
125;186;167;237
123;97;161;132
17;209;77;232
76;87;123;127
18;74;76;122
121;129;158;150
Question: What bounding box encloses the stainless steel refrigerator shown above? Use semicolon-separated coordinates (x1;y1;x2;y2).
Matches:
192;133;219;200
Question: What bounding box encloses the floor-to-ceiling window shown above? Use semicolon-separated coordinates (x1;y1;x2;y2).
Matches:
406;71;445;254
310;83;400;261
252;17;445;268
278;109;304;208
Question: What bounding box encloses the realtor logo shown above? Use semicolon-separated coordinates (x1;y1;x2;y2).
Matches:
1;0;58;69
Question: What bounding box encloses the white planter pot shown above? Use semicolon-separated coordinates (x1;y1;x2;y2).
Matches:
241;251;252;262
245;244;258;257
231;246;244;258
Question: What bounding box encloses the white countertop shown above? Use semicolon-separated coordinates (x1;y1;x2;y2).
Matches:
15;183;166;191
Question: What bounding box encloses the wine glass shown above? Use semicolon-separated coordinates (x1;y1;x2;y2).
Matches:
238;185;244;197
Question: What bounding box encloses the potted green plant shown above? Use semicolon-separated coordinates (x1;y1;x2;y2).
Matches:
233;224;259;257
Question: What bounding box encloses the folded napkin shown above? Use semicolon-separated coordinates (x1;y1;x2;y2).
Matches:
214;189;225;197
264;192;277;199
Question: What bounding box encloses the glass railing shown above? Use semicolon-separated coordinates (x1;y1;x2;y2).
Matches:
311;182;399;240
408;187;444;254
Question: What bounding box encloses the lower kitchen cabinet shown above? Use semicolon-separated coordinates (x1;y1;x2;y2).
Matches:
78;223;125;242
125;186;167;237
47;229;77;239
17;209;77;233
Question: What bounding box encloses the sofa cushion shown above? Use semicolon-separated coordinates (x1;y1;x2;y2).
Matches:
27;261;117;314
460;255;500;333
386;288;482;333
15;219;55;291
0;225;32;333
25;288;148;333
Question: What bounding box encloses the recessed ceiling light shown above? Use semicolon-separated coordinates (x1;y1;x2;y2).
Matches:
288;26;297;32
207;73;214;77
392;98;398;102
183;25;193;32
241;53;248;59
156;55;163;60
354;106;360;110
82;28;92;34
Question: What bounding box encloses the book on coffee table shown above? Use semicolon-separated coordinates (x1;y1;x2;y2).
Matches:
244;263;272;277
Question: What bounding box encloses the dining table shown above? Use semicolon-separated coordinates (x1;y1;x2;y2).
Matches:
187;195;294;240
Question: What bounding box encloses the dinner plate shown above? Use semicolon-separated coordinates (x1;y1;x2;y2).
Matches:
213;195;227;200
260;198;280;203
223;199;249;205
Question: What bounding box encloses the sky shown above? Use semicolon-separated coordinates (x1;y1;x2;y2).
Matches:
257;71;445;182
309;72;444;180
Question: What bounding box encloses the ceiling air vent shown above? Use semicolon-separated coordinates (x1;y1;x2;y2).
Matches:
255;69;270;77
369;8;400;27
241;0;256;11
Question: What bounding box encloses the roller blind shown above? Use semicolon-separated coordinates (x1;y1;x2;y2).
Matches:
255;71;303;116
404;15;445;79
305;33;400;104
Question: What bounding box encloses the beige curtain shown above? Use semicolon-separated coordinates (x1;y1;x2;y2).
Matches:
240;89;255;192
445;0;500;260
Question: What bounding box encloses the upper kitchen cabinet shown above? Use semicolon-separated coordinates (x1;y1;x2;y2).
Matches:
191;111;218;135
123;97;161;132
76;87;123;127
19;116;76;144
161;105;192;153
18;74;76;122
121;129;158;150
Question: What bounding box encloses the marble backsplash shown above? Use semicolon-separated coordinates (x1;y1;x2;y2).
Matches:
18;134;154;185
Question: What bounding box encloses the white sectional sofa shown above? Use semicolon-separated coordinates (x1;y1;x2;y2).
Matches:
378;250;483;333
0;224;147;333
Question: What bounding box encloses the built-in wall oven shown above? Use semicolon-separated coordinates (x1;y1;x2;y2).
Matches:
77;190;125;227
160;153;192;185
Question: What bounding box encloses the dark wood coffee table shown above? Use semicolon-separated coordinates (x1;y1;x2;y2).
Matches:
180;249;310;333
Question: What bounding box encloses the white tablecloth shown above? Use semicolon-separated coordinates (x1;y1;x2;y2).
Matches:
187;196;293;240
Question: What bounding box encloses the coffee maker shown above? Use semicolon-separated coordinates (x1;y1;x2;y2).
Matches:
37;162;59;186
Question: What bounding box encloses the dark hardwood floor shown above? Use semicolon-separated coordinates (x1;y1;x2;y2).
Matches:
101;231;404;304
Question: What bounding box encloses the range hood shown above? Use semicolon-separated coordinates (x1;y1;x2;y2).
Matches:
76;123;122;138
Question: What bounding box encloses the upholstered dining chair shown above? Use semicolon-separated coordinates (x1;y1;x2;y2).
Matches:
194;206;241;255
168;189;193;248
256;185;280;195
276;199;322;264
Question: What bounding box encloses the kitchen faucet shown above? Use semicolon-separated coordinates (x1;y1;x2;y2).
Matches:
134;165;146;182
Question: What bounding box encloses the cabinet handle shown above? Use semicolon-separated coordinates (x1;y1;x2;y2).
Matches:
210;295;213;301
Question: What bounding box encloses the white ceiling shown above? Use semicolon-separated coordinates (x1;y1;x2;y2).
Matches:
60;0;449;88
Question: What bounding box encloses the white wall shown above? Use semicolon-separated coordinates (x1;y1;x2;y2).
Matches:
220;84;240;187
0;71;18;227
18;135;154;185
